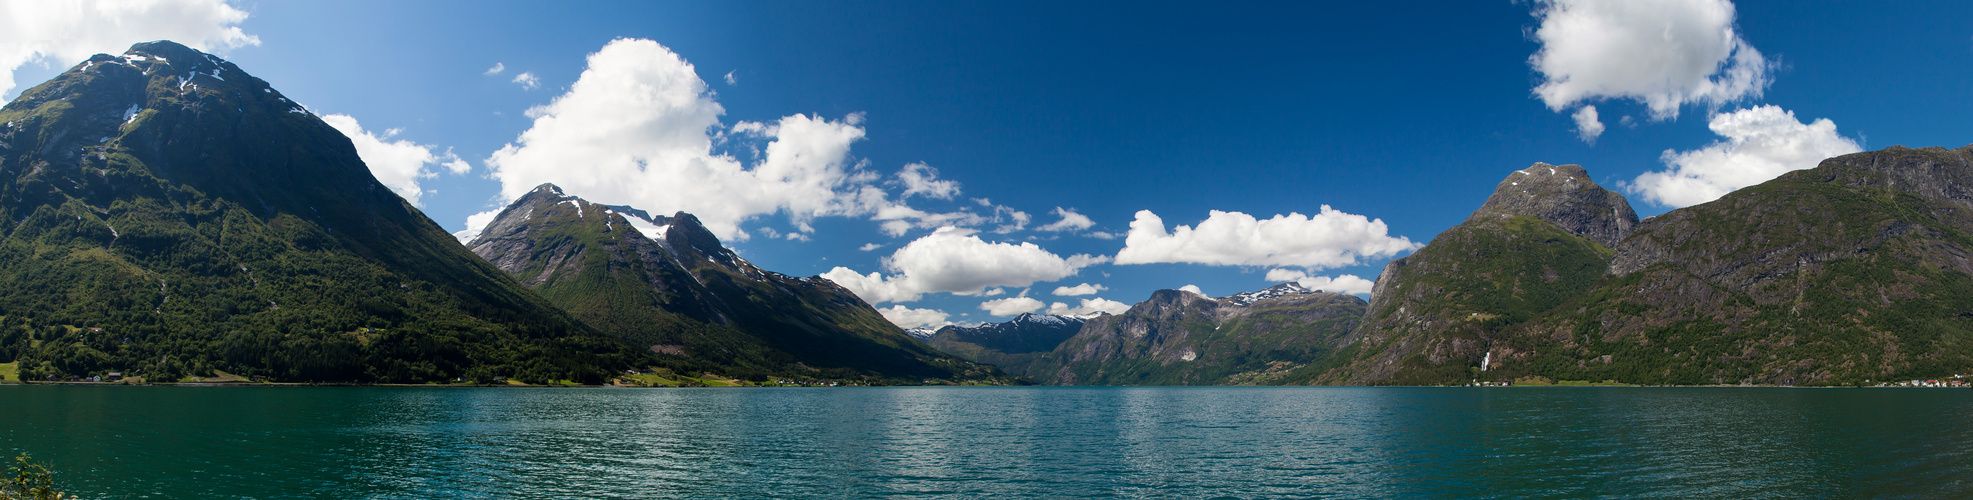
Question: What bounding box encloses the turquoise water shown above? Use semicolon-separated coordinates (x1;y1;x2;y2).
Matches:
4;386;1969;498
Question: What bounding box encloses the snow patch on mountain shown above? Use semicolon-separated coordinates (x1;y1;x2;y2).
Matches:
1221;282;1316;306
623;217;667;240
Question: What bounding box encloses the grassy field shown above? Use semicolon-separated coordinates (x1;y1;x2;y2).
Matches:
0;362;15;382
618;372;755;387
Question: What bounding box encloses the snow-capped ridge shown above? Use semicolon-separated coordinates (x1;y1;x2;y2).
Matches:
1220;281;1317;306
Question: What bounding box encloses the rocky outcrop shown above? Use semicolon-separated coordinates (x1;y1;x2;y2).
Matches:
1467;162;1638;248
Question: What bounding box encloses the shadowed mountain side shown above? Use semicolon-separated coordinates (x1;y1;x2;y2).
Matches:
924;312;1086;377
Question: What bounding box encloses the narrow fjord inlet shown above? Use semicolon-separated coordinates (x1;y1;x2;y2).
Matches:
2;1;1971;498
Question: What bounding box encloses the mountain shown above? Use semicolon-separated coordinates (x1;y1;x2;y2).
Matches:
1488;146;1973;386
924;312;1086;376
0;41;641;384
1319;163;1633;385
465;184;1009;384
1026;282;1367;385
1327;150;1973;386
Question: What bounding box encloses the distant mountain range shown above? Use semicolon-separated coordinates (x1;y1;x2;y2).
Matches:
923;312;1087;377
921;282;1367;385
465;184;1008;384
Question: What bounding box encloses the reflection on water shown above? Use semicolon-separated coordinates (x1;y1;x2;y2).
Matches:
4;386;1970;498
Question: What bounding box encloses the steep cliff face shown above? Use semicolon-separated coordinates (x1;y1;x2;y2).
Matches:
1485;146;1973;386
0;41;634;384
1028;283;1366;385
924;313;1085;377
1325;163;1634;385
468;184;1009;383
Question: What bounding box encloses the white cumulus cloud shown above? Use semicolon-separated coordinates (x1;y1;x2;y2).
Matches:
1048;297;1131;317
723;70;737;85
877;305;950;329
1264;269;1376;295
980;297;1045;317
482;38;880;240
453;208;502;244
1573;105;1605;144
1036;207;1095;232
1115;208;1419;269
1529;0;1769;121
511;71;540;90
821;226;1106;304
1052;283;1107;296
896;162;959;199
0;0;260;101
1179;284;1206;297
484;62;505;75
322;114;465;208
1629;105;1861;208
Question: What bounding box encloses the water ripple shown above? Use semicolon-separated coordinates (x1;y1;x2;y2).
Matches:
3;386;1971;498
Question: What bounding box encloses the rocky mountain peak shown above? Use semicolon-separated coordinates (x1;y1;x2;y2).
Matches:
1467;162;1638;248
1776;144;1973;210
1222;281;1317;306
1011;312;1076;325
529;183;567;197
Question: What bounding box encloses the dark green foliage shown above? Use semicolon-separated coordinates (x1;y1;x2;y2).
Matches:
1497;180;1973;386
1332;215;1614;386
1354;147;1973;386
0;42;646;384
1;454;68;500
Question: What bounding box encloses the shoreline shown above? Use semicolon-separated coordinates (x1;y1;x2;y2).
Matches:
0;381;1964;389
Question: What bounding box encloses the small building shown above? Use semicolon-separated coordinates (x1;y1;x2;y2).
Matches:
106;372;123;381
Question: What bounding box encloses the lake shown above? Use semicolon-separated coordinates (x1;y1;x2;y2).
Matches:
5;386;1969;498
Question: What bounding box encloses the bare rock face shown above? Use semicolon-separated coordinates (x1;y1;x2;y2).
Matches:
1467;162;1638;248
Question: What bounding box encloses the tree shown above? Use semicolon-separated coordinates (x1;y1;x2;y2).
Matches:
1;453;69;500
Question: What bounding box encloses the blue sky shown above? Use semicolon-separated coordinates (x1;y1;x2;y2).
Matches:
3;1;1970;328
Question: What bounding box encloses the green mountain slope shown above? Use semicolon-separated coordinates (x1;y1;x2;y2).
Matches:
1331;150;1973;386
1320;163;1632;385
0;41;641;384
1483;146;1973;386
1026;283;1366;385
466;185;1010;384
